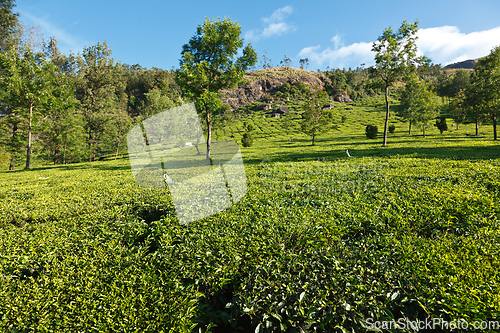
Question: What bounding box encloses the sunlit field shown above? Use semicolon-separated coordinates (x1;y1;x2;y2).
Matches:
1;97;500;332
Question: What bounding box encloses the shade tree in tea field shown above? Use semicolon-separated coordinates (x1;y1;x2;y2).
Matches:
398;73;440;137
176;17;257;159
369;20;429;146
300;88;336;145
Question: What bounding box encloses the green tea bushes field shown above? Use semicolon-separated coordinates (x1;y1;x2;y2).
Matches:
1;153;500;332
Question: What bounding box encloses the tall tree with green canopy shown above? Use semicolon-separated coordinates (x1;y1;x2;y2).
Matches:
0;46;56;169
398;73;439;137
0;0;20;53
470;46;500;140
369;20;428;146
176;17;257;160
76;41;122;161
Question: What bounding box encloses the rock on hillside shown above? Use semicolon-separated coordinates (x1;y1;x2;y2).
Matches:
443;59;479;69
221;67;329;110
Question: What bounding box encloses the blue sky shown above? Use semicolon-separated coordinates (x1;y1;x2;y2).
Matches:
16;0;500;71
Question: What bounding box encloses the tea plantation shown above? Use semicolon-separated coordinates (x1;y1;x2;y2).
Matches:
1;98;500;332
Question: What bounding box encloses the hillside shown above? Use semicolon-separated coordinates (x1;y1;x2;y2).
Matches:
221;67;330;110
443;58;479;69
2;98;500;331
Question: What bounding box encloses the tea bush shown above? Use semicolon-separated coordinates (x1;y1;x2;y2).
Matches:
1;155;499;332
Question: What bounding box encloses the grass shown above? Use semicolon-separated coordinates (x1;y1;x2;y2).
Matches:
1;96;500;332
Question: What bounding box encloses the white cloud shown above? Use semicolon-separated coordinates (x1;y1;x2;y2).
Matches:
19;10;88;54
245;6;295;42
298;34;373;69
298;25;500;69
417;25;500;65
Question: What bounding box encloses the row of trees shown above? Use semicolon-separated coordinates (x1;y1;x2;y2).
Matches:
0;1;185;169
0;39;183;169
1;0;498;169
368;19;500;145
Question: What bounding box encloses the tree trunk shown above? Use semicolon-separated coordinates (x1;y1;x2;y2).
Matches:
382;84;390;146
63;144;66;164
195;133;201;155
88;129;93;162
408;120;412;135
54;143;59;165
206;113;212;161
25;103;33;169
456;123;459;130
423;124;426;138
476;117;479;136
493;113;497;140
115;146;119;160
9;156;15;170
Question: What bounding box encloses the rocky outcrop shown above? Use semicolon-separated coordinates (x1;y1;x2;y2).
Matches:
220;68;328;110
333;94;352;103
266;106;290;118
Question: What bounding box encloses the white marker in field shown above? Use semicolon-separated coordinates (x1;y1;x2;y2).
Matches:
346;150;354;158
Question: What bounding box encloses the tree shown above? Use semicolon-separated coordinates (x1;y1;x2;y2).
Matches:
0;108;25;170
414;87;440;138
176;17;257;160
38;67;80;165
0;0;20;53
241;122;254;147
280;55;292;67
448;89;469;130
365;125;378;139
398;73;439;137
140;87;175;119
369;20;427;146
470;46;500;140
435;116;448;134
300;88;335;145
0;46;56;168
397;74;421;135
75;41;122;161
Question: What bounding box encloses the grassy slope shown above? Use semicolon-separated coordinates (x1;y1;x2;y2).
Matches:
1;97;500;332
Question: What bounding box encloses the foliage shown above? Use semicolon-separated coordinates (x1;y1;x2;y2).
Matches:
448;90;470;130
76;41;119;161
324;67;374;100
1;150;500;331
365;124;378;139
241;122;254;147
0;0;19;52
435;69;471;100
0;46;58;169
388;124;395;133
279;55;292;67
275;81;311;101
435;116;448;134
369;20;428;146
398;73;440;136
469;46;500;140
298;58;309;70
300;89;335;145
176;17;257;159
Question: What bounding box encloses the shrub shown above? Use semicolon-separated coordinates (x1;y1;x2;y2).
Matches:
435;116;448;134
241;132;253;147
242;122;254;147
365;125;378;139
389;124;396;134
